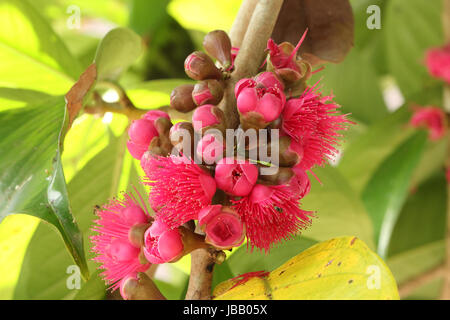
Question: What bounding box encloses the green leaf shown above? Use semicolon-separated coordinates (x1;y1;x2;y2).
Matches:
0;0;81;94
388;173;447;257
301;167;375;248
311;49;387;124
338;107;414;194
362;131;428;258
385;0;443;98
14;133;130;299
387;240;445;286
214;237;399;300
73;270;106;300
0;214;39;299
0;88;53;111
0;96;88;279
94;28;142;81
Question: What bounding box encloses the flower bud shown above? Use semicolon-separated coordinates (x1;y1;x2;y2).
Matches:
143;110;170;122
197;133;225;164
169;121;195;157
143;220;184;264
192;79;224;106
215;157;258;196
204;207;245;250
184;51;222;81
292;166;311;198
120;272;166;300
170;84;197;113
235;77;286;129
127;140;149;160
203;30;233;69
254;72;285;91
109;238;141;262
267;135;304;167
128;119;158;146
198;204;222;226
192;104;225;133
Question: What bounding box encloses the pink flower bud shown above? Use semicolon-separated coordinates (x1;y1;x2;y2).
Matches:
197;133;225;164
143;110;170;122
204;208;245;250
215;157;258;196
122;205;148;226
127;140;149;160
192;80;224;106
292;166;311;198
254;72;285;91
184;51;222;81
143;220;184;264
425;45;450;84
236;79;285;123
109;238;140;262
192;104;224;132
198;204;222;226
128;119;158;146
410;106;446;141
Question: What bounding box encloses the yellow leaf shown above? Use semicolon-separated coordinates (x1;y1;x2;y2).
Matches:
214;236;399;300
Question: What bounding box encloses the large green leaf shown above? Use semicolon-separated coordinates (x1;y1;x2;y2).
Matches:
388;173;447;257
214;237;399;300
311;48;387;124
14;133;132;299
338;107;414;194
301;167;374;248
362;131;428;258
0;0;81;95
94;28;143;81
385;0;443;99
0;96;88;279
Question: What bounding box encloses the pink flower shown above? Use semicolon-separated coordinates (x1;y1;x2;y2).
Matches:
282;85;349;170
143;219;184;264
196;133;225;164
266;30;309;82
254;71;285;91
91;192;151;290
410;106;446;141
142;155;217;227
192;104;224;132
232;184;312;252
199;205;245;250
127;111;171;160
425;44;450;84
235;77;286;123
215;157;258;197
292;166;311;198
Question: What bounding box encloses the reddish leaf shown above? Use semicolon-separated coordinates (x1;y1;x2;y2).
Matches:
65;63;97;128
271;0;354;65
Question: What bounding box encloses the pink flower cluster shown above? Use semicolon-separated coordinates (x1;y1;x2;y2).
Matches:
91;30;351;294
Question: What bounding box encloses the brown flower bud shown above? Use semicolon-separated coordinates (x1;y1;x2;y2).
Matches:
257;166;295;185
192;79;224;106
170;84;196;113
169;121;195;158
184;51;222;80
203;30;232;69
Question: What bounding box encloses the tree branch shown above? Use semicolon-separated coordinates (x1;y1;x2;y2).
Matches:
399;265;445;299
219;0;285;129
229;0;258;48
441;0;450;300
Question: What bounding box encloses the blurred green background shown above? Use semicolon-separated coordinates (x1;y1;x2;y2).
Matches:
0;0;447;300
